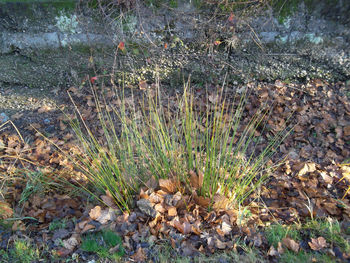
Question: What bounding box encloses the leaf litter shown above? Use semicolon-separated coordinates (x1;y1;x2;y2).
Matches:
0;79;350;261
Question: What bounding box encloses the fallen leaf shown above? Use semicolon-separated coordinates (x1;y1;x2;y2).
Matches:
96;208;117;224
282;237;299;252
0;201;13;219
221;221;232;235
89;206;102;220
277;242;284;254
37;105;51;114
55;248;72;257
308;237;327;251
139;80;147;90
189;170;204;189
298;162;317;177
212;194;231;210
268;245;279;256
81;223;96;234
344;126;350;137
62;235;79;251
159;179;177;193
168;207;177;217
131;247;146;262
100;195;119;209
12;220;26;231
215;238;226;249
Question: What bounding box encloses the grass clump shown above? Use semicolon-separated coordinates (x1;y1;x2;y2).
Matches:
81;230;124;260
0;239;40;263
266;224;301;247
49;218;67;231
303;218;350;252
63;80;290;212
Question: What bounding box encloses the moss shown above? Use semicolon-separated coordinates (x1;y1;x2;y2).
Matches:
81;230;124;260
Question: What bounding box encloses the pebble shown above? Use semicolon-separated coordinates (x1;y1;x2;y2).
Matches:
0;112;9;124
137;199;157;218
44;118;51;125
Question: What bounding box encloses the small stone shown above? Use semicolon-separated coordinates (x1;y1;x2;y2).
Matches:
0;113;9;124
137;199;156;218
44;118;51;125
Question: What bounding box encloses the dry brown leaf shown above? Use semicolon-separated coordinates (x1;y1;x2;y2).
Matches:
189;170;204;189
37;105;51;114
139;80;148;90
100;195;118;209
183;222;191;235
212;194;231;210
154;203;166;213
159;179;177;193
62;235;79;251
131;247;146;262
344;126;350;137
308;237;327;251
215;238;226;249
173;219;183;233
323;202;340;215
89;206;102;220
11;112;23;119
109;244;121;253
277;242;284;254
96;208;116;224
59;121;67;131
81;223;95;234
268;245;279;256
0;201;13;219
12;220;26;231
221;221;232;235
191;226;201;235
282;237;299;252
298;162;317;177
194;195;210;207
145;176;158;189
77;219;89;230
55;248;72;257
168;207;177;217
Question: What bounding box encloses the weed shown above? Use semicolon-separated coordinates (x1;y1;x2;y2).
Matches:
57;77;290;212
8;240;40;263
303;218;350;252
49;218;67;231
280;250;310;263
81;230;124;259
266;224;300;247
18;170;63;205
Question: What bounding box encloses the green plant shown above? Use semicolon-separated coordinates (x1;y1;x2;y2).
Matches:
280;250;310;263
49;218;67;231
131;84;289;206
266;224;300;247
57;77;290;211
18;170;63;205
81;230;124;259
9;240;40;263
303;218;350;252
